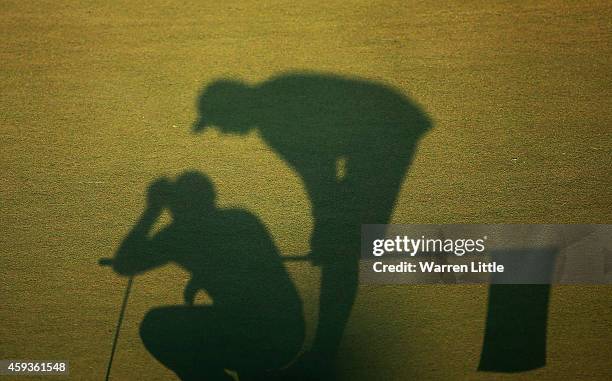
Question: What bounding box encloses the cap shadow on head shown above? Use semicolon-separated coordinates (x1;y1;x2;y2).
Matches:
192;79;257;135
167;171;216;220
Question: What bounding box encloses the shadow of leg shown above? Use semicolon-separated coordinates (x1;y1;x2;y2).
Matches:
140;307;234;381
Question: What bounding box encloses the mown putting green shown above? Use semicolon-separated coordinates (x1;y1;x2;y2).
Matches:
1;1;610;380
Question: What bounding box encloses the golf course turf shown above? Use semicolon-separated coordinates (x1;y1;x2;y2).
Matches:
1;1;610;380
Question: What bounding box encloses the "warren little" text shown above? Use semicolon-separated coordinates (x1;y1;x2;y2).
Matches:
372;261;504;273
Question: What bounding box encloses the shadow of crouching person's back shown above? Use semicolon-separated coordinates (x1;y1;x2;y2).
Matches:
112;172;305;381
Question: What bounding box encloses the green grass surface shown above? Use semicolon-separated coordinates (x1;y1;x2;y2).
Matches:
1;1;611;380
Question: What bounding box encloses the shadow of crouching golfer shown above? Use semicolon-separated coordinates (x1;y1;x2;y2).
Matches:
111;172;305;381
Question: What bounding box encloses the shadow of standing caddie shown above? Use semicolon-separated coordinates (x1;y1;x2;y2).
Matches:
192;72;432;379
111;172;305;381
